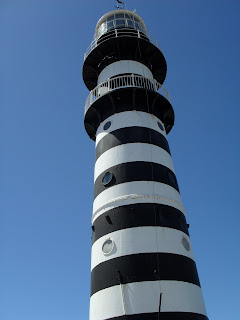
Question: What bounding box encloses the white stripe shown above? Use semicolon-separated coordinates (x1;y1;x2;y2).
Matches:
96;111;166;147
91;227;194;270
92;194;186;224
92;181;185;223
90;281;207;320
98;60;153;84
94;143;175;182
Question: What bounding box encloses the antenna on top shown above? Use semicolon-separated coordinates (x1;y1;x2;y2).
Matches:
115;0;125;9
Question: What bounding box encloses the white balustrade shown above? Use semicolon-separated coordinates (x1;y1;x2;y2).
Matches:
84;74;171;114
84;26;160;61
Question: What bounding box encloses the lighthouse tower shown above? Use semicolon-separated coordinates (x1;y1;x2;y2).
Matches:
83;8;208;320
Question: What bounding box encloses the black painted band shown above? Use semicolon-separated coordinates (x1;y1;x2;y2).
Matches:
94;161;179;199
95;126;171;161
92;203;189;244
85;88;174;140
91;253;200;296
83;32;167;90
104;312;208;320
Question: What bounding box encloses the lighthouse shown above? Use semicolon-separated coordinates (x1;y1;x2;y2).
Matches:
82;8;208;320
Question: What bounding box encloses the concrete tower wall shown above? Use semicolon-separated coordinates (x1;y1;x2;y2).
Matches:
83;9;208;320
97;61;153;84
90;111;207;320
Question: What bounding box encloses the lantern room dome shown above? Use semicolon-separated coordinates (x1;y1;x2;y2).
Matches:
95;9;147;39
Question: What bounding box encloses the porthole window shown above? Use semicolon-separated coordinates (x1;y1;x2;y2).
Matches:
182;237;190;251
157;121;164;131
102;171;113;186
102;238;114;255
103;121;111;131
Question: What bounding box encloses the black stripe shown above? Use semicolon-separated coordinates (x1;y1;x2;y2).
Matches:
83;33;167;90
95;126;171;161
94;161;179;199
85;87;174;140
91;253;200;296
105;313;208;320
92;203;189;244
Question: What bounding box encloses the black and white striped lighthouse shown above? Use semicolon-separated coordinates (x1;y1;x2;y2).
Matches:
83;8;208;320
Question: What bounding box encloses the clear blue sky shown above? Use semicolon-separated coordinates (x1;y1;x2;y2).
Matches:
1;0;240;319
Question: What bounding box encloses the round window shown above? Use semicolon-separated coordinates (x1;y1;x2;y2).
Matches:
182;237;190;251
157;121;164;131
102;172;113;186
102;238;114;255
103;121;111;131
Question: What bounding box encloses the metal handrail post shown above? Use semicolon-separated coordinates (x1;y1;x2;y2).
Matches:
131;74;135;86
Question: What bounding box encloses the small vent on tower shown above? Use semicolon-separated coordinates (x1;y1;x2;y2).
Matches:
105;215;113;224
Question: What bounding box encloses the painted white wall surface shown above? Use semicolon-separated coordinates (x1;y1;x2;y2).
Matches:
90;281;207;320
96;111;166;147
92;181;185;223
91;226;194;270
97;60;153;84
94;143;175;182
90;285;123;320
